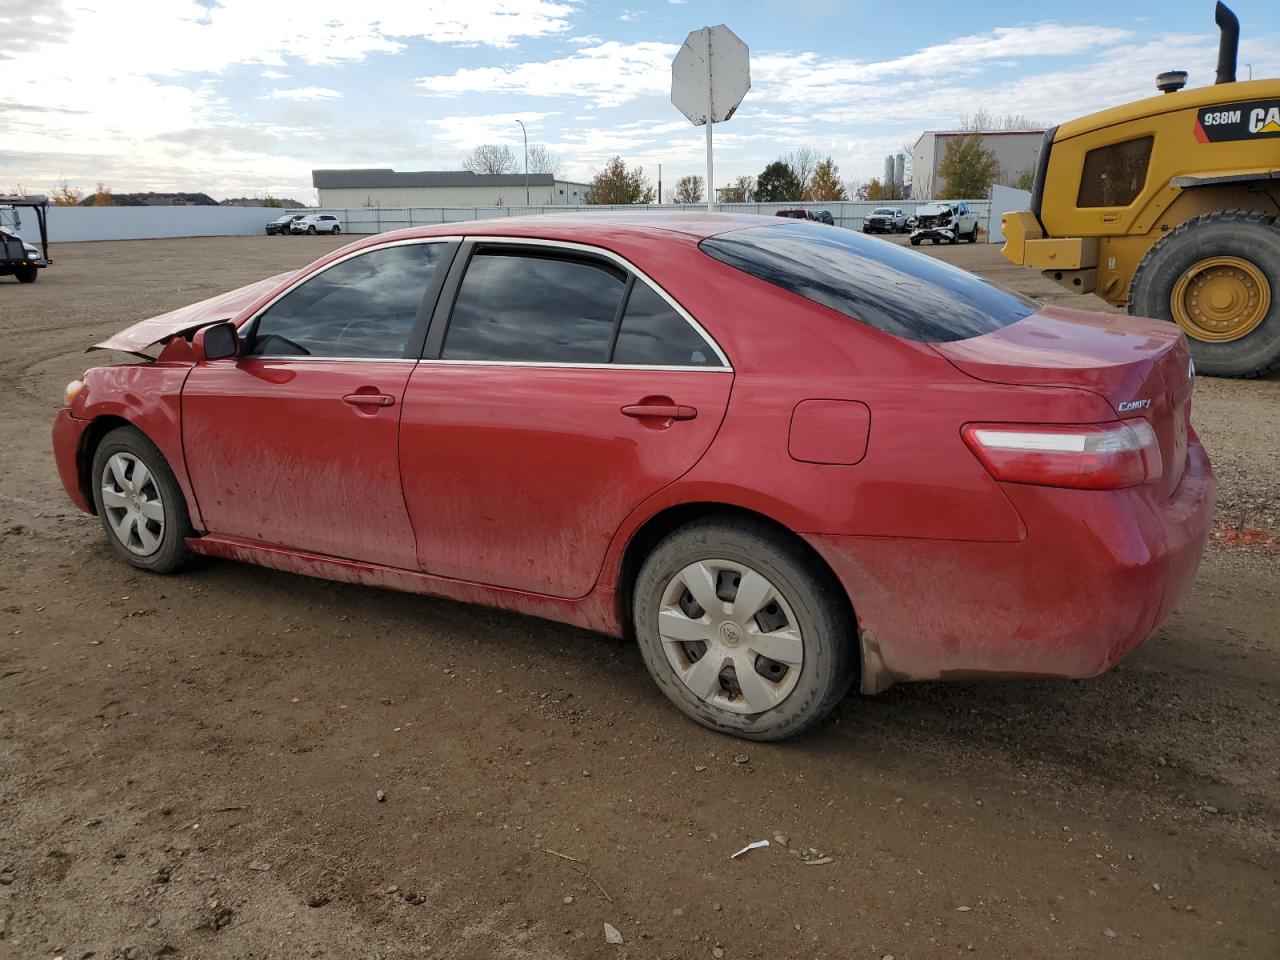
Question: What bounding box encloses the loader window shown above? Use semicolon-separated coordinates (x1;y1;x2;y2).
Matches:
1076;136;1153;208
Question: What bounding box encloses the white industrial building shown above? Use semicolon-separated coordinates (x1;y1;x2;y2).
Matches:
312;169;590;208
911;129;1046;200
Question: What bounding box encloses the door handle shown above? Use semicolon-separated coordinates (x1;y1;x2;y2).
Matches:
621;403;697;421
343;392;395;408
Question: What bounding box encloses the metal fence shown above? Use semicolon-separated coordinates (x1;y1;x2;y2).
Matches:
12;199;992;244
328;200;992;236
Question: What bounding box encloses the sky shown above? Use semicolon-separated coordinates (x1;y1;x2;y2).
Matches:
3;0;1278;203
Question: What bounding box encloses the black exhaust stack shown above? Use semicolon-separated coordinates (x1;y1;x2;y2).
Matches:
1214;1;1239;84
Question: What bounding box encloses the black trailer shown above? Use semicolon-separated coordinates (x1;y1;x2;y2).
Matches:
0;195;51;284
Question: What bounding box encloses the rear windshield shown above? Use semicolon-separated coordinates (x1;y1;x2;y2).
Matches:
699;222;1037;342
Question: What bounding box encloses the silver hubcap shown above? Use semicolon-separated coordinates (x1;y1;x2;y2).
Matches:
658;559;804;715
100;452;165;556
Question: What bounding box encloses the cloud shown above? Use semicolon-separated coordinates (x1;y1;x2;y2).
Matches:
425;112;559;151
267;86;343;101
0;0;577;196
417;40;678;107
260;69;290;79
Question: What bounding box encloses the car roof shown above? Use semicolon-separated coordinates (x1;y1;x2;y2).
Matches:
366;212;776;245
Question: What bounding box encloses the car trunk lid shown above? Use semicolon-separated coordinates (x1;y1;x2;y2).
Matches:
932;305;1194;499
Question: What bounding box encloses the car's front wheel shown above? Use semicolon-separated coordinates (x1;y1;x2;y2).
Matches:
633;517;856;741
15;266;37;283
90;426;194;574
307;225;317;235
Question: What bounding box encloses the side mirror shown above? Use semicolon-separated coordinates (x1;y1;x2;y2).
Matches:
194;321;240;362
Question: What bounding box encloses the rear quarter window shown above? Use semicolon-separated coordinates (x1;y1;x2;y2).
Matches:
699;221;1037;342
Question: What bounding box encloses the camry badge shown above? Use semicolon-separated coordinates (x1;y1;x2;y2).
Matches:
1117;399;1151;412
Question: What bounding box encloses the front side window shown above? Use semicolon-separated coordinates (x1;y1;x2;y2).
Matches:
612;282;722;367
700;221;1037;342
442;250;626;363
1076;136;1153;208
247;243;445;358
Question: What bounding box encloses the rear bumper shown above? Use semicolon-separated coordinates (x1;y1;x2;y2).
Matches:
52;408;93;514
806;438;1215;688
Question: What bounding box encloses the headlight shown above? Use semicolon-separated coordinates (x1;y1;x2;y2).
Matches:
64;379;85;406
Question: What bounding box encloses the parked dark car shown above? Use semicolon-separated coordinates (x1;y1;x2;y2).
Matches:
265;214;305;236
774;209;815;221
813;210;835;225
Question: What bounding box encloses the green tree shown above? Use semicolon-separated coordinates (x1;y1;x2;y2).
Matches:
584;156;654;204
1014;167;1035;191
803;157;847;201
937;133;1000;199
755;160;801;202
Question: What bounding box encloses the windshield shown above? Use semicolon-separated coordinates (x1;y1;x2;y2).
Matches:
699;221;1038;343
872;208;894;215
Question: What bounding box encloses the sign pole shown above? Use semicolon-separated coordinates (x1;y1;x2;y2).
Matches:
704;28;714;212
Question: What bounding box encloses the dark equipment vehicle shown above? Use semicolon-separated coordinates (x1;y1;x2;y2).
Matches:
265;213;305;235
0;195;50;284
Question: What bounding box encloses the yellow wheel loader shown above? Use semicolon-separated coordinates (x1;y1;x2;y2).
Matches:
1002;2;1280;377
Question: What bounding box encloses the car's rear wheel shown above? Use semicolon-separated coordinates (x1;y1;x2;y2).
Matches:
332;225;341;235
632;517;855;741
90;426;194;574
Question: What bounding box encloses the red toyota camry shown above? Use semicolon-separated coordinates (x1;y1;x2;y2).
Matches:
52;214;1214;740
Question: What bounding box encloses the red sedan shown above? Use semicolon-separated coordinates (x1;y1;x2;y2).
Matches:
53;215;1214;740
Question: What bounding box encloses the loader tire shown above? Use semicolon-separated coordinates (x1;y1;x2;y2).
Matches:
1128;210;1280;378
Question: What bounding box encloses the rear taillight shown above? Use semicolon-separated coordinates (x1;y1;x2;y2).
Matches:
962;420;1162;490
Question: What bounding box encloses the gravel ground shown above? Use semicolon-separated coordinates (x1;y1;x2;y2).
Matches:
0;234;1276;960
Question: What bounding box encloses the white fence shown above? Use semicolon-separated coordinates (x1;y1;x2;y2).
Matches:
10;200;992;244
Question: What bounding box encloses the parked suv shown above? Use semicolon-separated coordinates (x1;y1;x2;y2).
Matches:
266;213;306;235
910;202;979;245
864;207;906;234
291;214;342;235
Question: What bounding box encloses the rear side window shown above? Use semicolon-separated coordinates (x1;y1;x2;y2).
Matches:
247;242;445;358
1076;136;1153;207
443;250;626;362
612;283;721;367
699;221;1036;342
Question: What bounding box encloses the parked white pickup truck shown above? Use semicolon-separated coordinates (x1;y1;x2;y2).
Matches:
909;202;979;245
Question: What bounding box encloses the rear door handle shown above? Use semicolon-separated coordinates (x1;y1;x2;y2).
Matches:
621;403;697;421
343;393;396;408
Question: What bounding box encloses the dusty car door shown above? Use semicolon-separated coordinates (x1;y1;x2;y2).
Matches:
181;239;455;568
398;241;733;599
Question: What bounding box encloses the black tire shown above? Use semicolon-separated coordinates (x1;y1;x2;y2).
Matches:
90;426;194;574
332;225;341;235
632;516;856;741
1129;210;1280;378
307;225;317;235
966;222;980;243
910;237;921;246
15;266;37;283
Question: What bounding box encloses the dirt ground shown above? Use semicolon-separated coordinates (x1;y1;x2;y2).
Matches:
1;233;1277;960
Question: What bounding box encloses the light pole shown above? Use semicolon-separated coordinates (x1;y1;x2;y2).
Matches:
515;119;529;205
